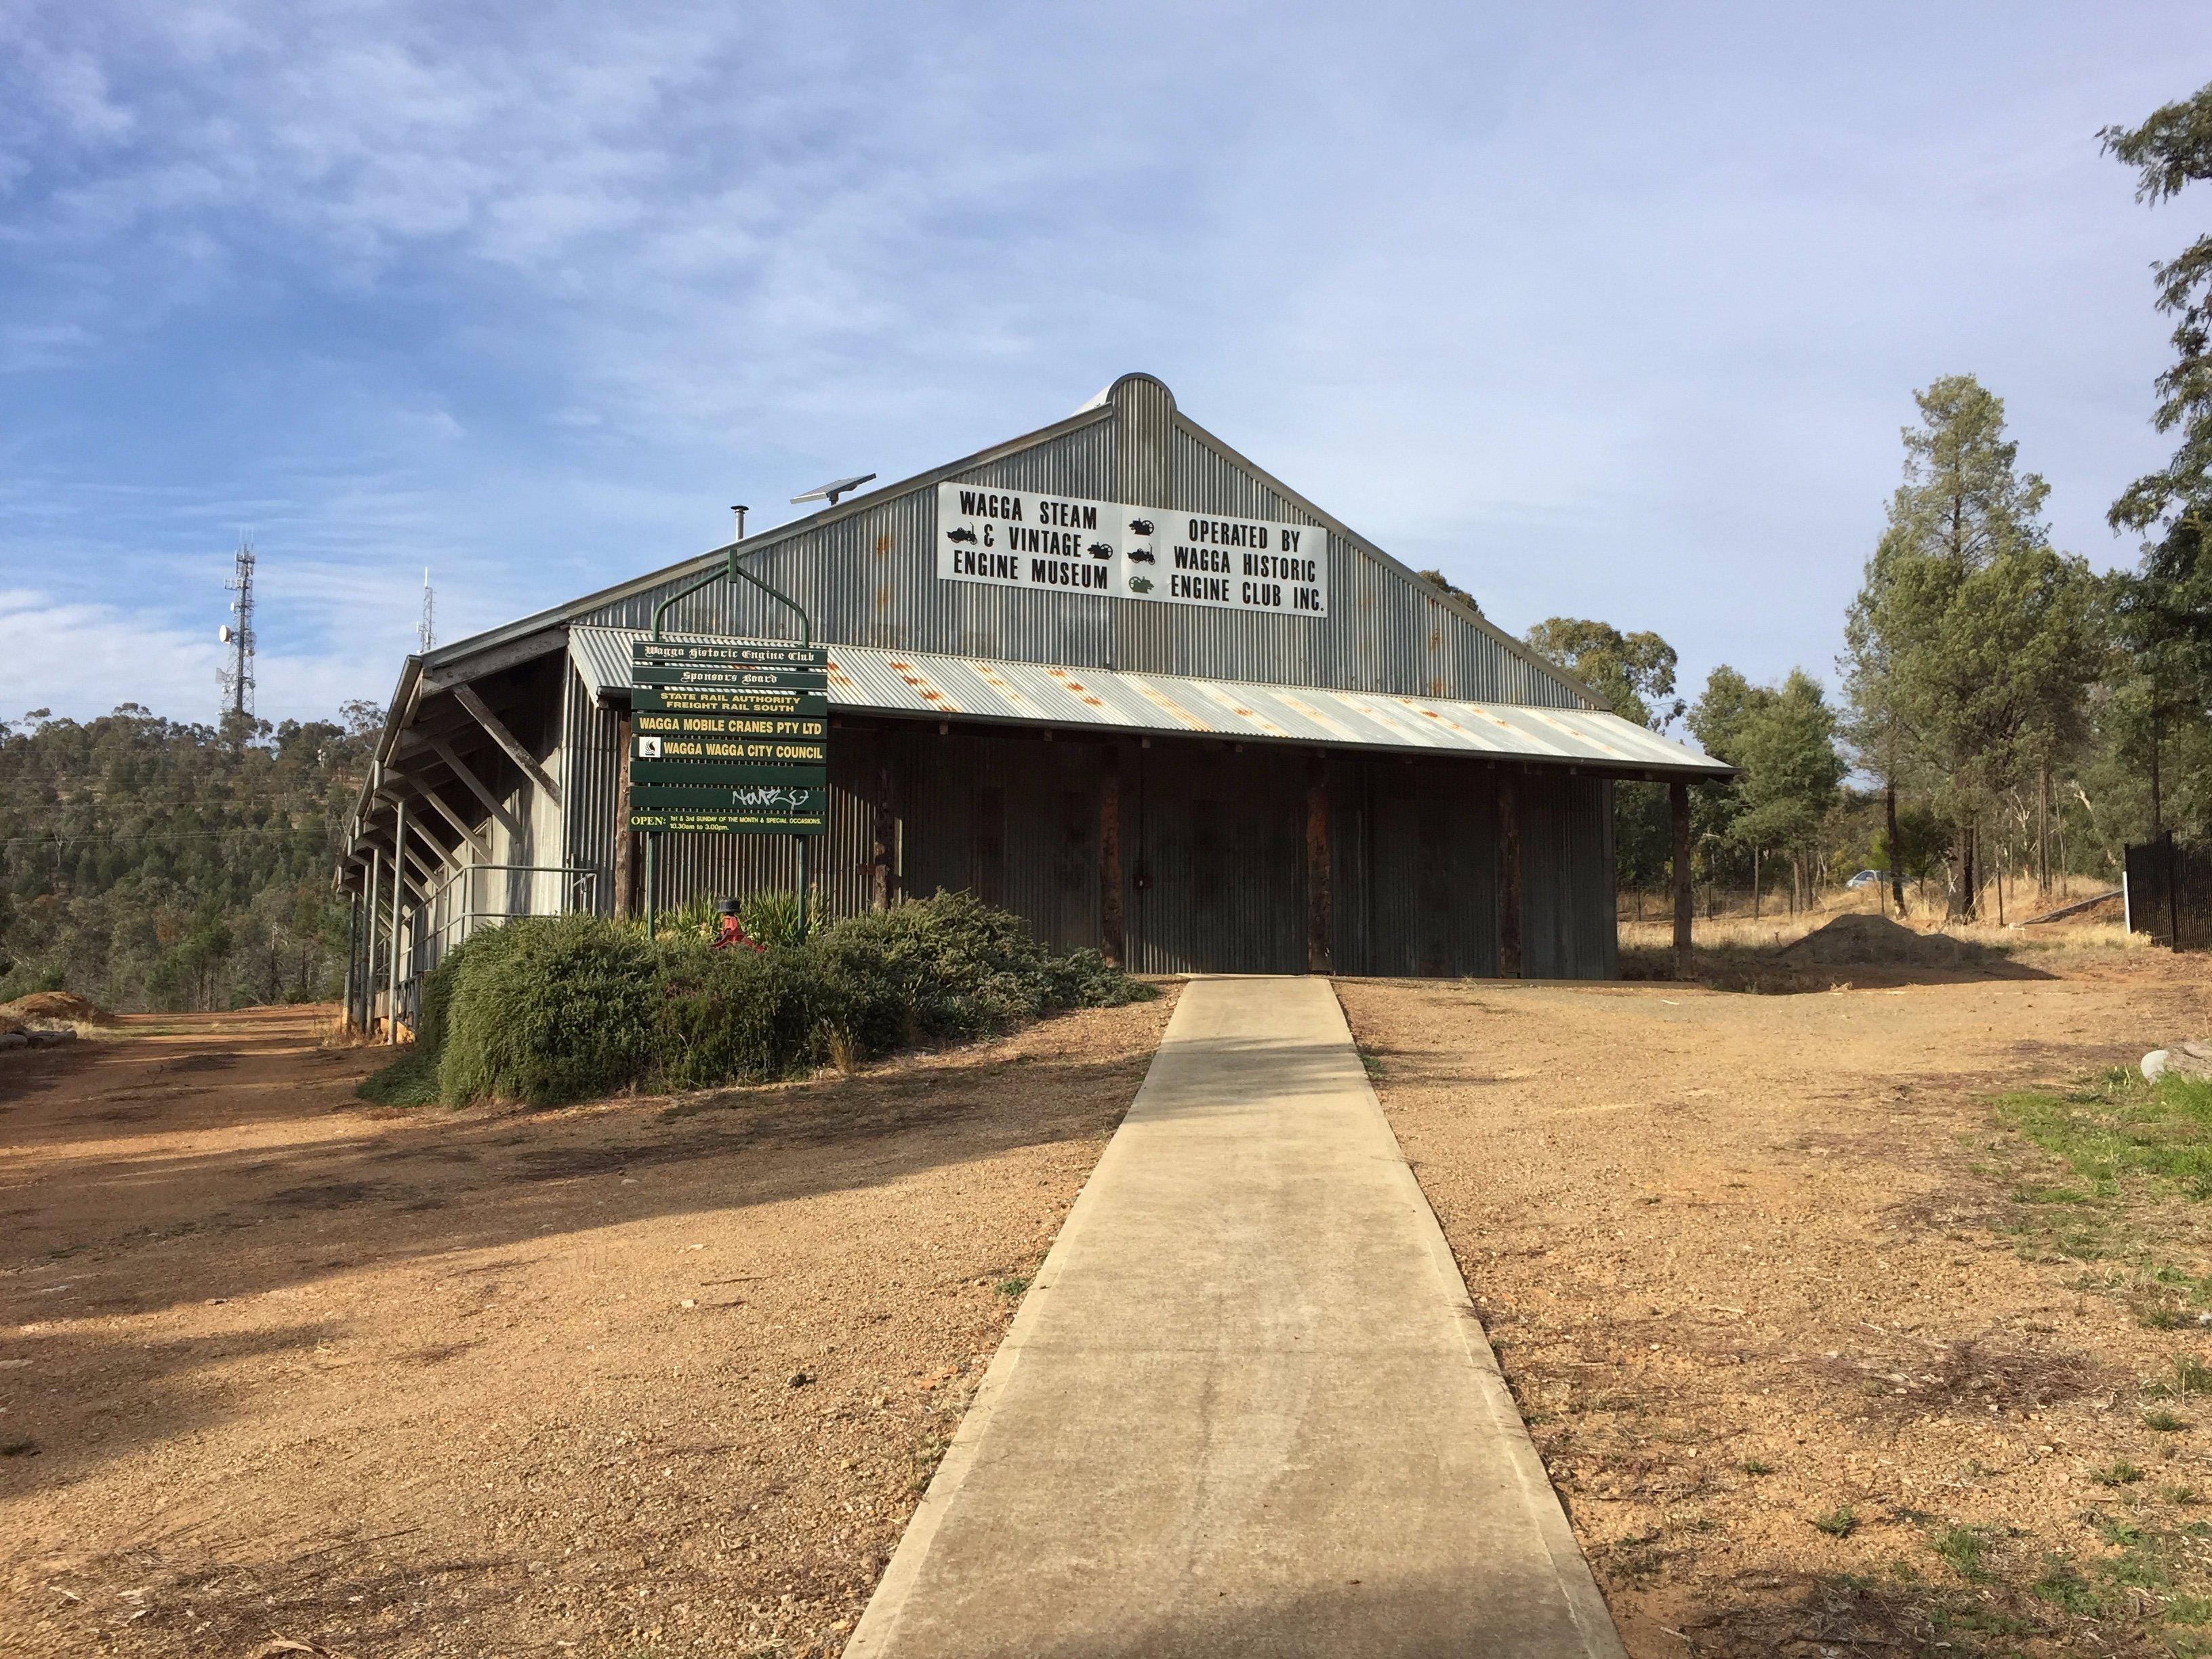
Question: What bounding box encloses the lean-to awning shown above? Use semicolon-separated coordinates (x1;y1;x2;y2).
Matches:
568;626;1729;780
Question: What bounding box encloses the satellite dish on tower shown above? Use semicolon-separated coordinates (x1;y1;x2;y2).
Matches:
219;625;233;644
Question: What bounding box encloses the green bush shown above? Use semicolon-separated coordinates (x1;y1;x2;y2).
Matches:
658;888;817;949
437;914;662;1107
361;891;1150;1109
738;889;814;949
817;891;1125;1052
356;922;495;1106
655;937;845;1087
356;1045;440;1106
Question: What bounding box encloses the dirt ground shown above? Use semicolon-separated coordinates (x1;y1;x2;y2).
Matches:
16;941;2212;1658
1340;947;2212;1657
0;993;1176;1659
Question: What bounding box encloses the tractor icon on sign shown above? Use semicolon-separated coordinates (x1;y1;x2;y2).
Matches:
945;526;978;544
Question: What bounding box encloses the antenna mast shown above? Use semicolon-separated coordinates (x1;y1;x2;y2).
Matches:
418;566;436;654
218;540;257;720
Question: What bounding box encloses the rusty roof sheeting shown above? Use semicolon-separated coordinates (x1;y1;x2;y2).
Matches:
568;626;1729;777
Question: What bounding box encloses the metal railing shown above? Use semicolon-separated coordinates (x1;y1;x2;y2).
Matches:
416;862;602;975
378;863;603;1034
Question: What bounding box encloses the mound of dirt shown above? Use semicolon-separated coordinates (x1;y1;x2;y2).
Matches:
1778;912;1975;967
0;991;116;1027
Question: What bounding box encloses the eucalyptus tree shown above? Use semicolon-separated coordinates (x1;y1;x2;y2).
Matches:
1689;666;1845;914
1522;617;1685;897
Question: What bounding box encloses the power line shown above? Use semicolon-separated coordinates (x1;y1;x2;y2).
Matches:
0;824;340;848
0;800;351;814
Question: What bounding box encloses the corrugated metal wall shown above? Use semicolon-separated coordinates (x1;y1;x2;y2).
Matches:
562;663;621;898
1334;754;1502;979
899;732;1105;951
1520;773;1620;980
1124;742;1308;975
566;708;1617;979
575;375;1581;708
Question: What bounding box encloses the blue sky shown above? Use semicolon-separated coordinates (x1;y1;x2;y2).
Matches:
1;1;2204;726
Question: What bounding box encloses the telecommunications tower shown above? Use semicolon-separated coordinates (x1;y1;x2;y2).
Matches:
217;540;257;720
419;567;436;654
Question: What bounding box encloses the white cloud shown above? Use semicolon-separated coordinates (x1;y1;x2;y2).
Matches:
0;586;392;724
0;0;2205;724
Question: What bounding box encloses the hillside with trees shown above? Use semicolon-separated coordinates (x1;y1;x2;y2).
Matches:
0;704;380;1010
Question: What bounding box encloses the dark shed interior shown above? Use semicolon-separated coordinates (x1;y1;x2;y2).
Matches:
570;705;1616;980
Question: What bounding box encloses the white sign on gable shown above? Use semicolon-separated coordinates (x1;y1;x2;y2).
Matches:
935;483;1328;617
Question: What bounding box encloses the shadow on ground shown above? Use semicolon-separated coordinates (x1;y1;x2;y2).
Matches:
0;1004;1166;1502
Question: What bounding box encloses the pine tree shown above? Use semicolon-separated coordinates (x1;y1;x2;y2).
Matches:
2104;83;2212;838
1843;377;2102;920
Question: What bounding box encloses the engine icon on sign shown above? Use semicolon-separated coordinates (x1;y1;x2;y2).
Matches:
1127;518;1154;537
945;526;978;544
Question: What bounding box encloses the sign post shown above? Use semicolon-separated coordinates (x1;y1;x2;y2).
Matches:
630;553;821;939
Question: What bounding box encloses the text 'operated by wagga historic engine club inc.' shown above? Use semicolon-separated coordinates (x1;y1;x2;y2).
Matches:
936;483;1328;616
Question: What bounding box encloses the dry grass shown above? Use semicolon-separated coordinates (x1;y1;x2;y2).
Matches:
1621;915;2148;956
1620;869;2147;977
1620;874;2124;933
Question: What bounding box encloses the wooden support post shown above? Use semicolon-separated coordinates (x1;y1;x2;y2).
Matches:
387;797;408;1046
365;845;383;1033
394;774;491;861
453;683;563;808
342;886;361;1033
1671;777;1693;979
612;707;635;921
872;740;895;911
1099;745;1124;968
1305;753;1333;973
424;733;525;842
1498;769;1523;979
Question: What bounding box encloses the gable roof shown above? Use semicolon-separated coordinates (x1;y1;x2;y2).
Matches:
412;372;1603;711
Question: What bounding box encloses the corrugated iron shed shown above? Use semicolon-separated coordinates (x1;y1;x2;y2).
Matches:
568;626;1730;779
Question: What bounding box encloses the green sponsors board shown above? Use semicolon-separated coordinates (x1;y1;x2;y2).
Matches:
632;709;825;742
633;687;828;718
629;760;826;786
634;640;823;670
628;640;829;836
627;783;829;834
629;665;825;691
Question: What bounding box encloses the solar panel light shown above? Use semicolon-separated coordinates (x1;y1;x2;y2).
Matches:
790;472;876;507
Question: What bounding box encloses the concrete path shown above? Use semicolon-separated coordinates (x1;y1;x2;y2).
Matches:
844;977;1625;1659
